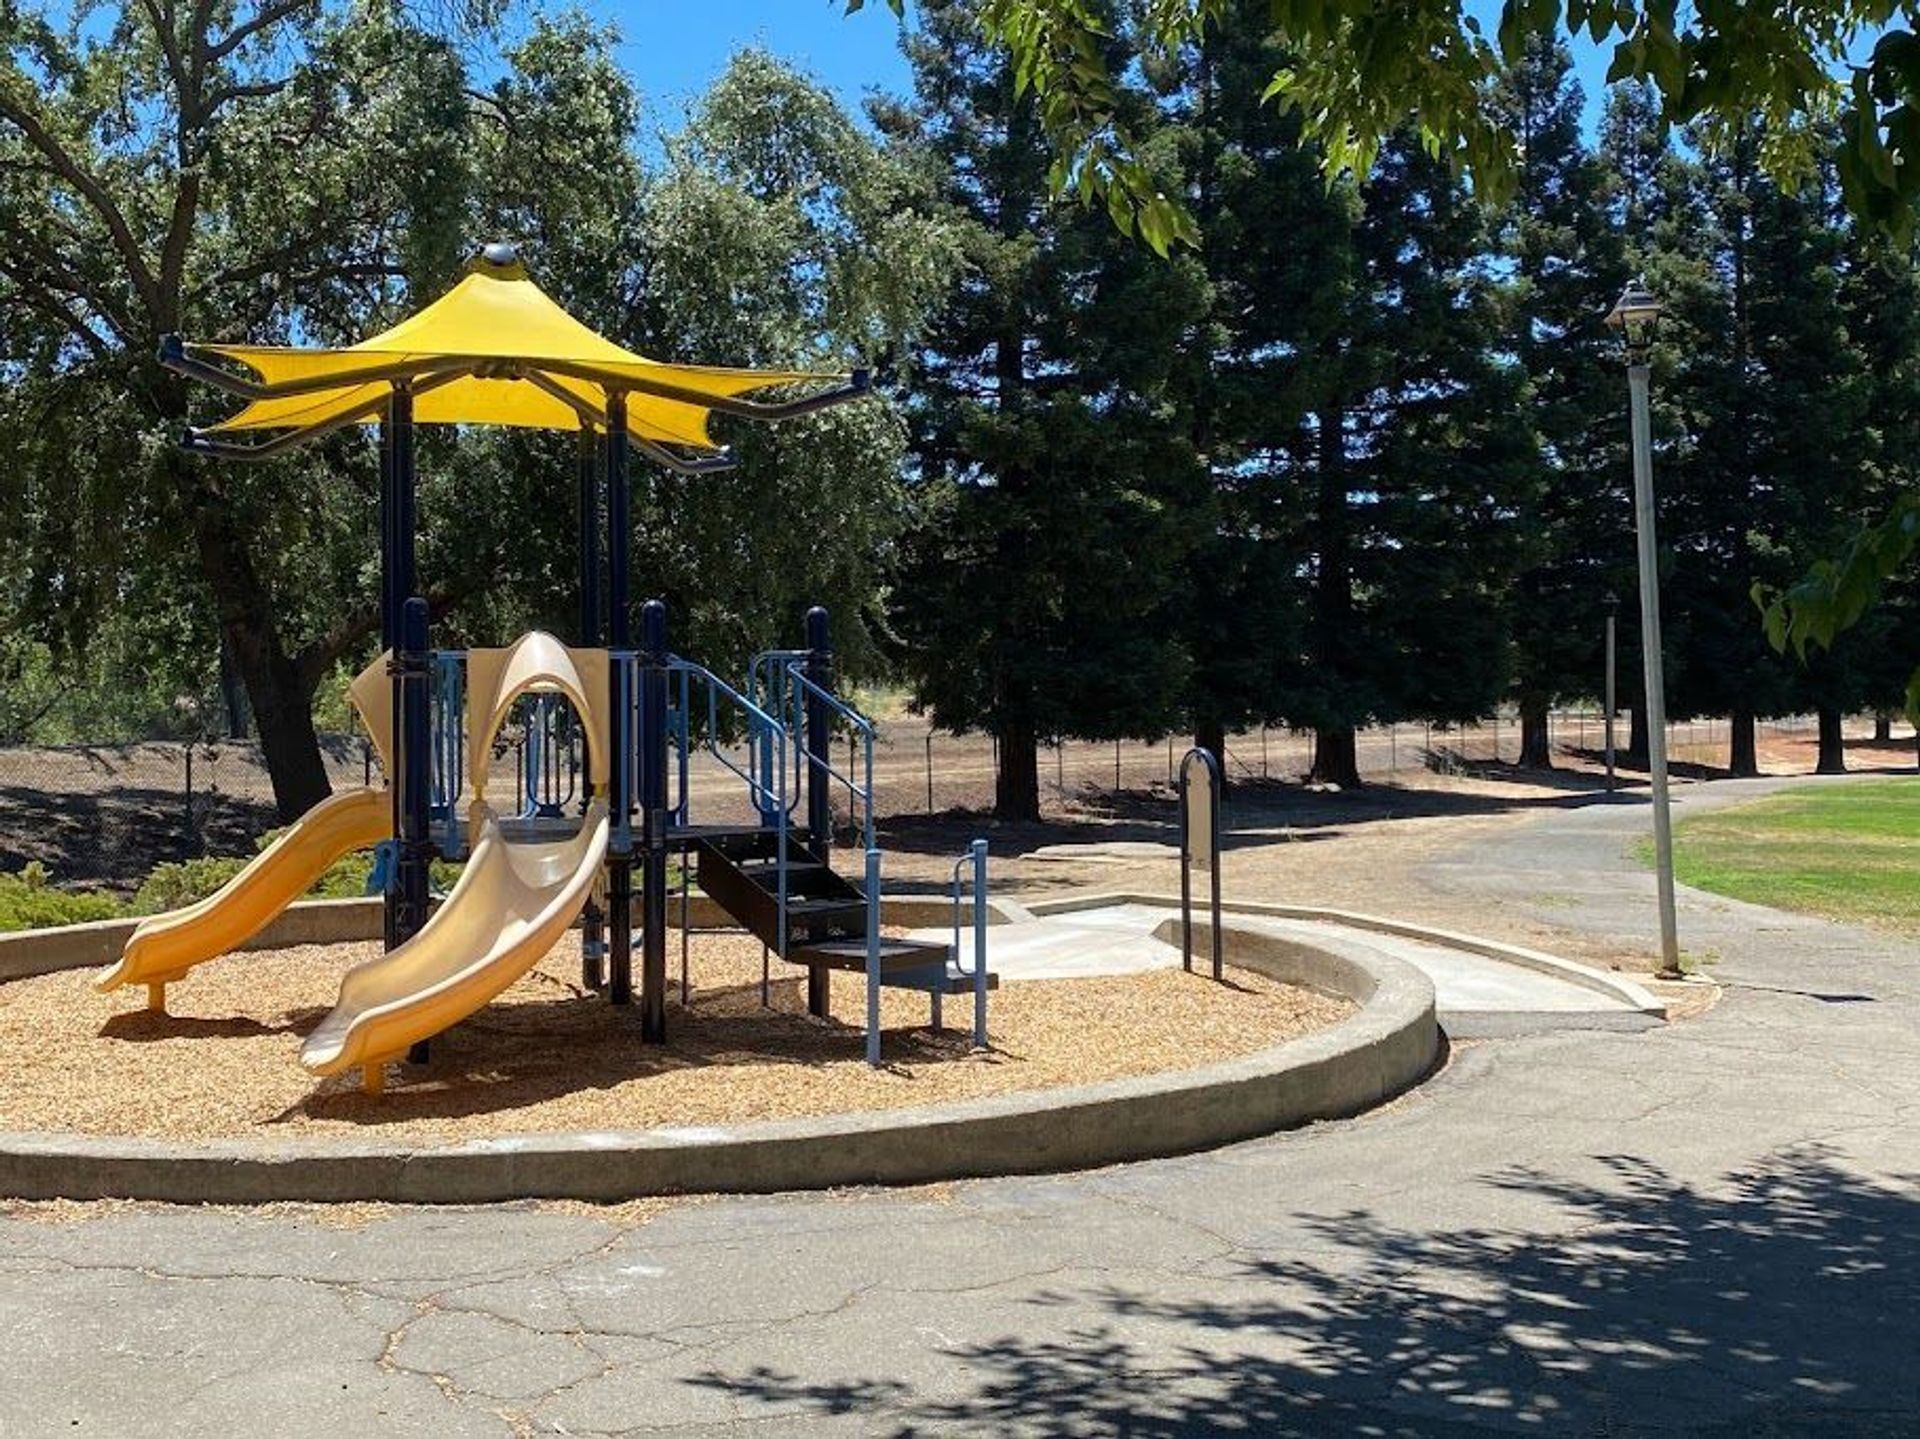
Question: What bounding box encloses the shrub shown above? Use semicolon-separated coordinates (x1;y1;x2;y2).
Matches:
0;863;125;933
129;856;250;915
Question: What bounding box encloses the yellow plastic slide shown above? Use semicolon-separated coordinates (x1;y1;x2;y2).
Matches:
301;800;610;1090
95;785;390;1009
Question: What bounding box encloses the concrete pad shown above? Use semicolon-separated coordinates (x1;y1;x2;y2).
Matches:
913;899;1646;1025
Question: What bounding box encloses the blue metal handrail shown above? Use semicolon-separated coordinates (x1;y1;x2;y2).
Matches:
664;656;788;821
782;660;876;855
748;648;810;815
661;655;793;958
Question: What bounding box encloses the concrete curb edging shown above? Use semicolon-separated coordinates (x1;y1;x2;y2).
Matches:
0;894;1029;985
0;897;384;983
0;915;1438;1203
1025;891;1666;1017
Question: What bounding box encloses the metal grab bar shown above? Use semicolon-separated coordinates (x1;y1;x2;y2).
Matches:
946;838;990;1048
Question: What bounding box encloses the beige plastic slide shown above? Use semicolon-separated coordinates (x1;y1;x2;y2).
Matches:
94;784;390;1010
95;650;398;1011
300;800;610;1089
301;630;616;1091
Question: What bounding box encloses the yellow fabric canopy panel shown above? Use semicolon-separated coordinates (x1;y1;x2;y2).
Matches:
196;257;843;452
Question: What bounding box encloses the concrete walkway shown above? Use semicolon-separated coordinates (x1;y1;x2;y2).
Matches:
4;776;1916;1436
915;898;1651;1025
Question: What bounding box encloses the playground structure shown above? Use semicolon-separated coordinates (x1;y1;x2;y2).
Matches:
92;244;994;1090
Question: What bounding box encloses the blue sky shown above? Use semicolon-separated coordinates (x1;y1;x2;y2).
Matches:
572;1;914;127
574;2;1634;136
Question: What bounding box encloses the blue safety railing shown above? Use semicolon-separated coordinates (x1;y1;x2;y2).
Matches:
610;651;635;855
747;648;810;823
758;658;876;856
429;650;466;860
660;656;793;957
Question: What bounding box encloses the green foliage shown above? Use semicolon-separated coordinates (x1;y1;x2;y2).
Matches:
0;864;123;933
924;1;1920;247
130;842;462;915
881;0;1207;814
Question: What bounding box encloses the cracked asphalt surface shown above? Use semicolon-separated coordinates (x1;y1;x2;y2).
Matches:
4;775;1916;1436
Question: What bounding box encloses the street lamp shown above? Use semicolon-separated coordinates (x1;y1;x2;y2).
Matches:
1605;279;1683;979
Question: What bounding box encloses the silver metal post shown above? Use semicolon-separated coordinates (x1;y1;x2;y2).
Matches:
1628;361;1682;977
971;838;989;1048
1604;608;1617;792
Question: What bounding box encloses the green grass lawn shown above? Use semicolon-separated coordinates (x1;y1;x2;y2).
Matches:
1652;780;1920;936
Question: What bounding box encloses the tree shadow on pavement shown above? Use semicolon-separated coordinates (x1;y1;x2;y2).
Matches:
691;1147;1919;1436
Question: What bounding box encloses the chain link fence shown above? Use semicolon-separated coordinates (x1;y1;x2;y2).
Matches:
1;707;1910;897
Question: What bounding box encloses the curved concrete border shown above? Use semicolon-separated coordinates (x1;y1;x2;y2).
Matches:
0;914;1438;1203
0;893;1032;985
1025;891;1665;1017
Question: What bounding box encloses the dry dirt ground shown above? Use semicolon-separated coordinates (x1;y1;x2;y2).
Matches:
3;710;1909;892
0;932;1349;1143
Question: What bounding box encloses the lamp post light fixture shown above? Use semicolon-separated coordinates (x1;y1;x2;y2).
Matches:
1605;279;1683;979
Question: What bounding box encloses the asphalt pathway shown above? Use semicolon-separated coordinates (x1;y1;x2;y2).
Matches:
3;776;1914;1436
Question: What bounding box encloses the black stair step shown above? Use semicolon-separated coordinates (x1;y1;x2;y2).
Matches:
877;961;1003;996
784;898;868;920
731;859;857;899
785;938;955;975
694;827;814;860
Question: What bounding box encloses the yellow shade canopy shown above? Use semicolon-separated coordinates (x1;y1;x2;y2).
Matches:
165;247;861;460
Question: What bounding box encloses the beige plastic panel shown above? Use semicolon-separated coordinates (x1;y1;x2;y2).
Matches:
463;634;612;805
348;651;395;780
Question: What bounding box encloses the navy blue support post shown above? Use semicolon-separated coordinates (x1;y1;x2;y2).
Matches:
803;605;833;1018
639;599;669;1041
606;394;633;1006
577;425;606;990
380;383;415;955
396;597;434;1061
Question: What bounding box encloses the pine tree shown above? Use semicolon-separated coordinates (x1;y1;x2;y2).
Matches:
881;0;1207;819
1287;137;1532;786
1491;38;1632;769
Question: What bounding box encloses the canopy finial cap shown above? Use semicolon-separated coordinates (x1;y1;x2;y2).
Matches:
471;241;527;279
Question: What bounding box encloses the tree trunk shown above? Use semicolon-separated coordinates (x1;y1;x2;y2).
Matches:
1518;699;1553;768
1309;402;1362;789
1310;726;1362;788
993;714;1040;821
1728;708;1759;778
1194;717;1227;779
1874;711;1893;743
1815;707;1847;775
1626;705;1650;768
185;462;332;820
217;633;251;740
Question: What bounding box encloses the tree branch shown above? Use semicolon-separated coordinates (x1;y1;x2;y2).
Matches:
295;573;486;689
0;81;161;316
206;0;319;66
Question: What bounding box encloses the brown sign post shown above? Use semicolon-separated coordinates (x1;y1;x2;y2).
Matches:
1179;747;1223;981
